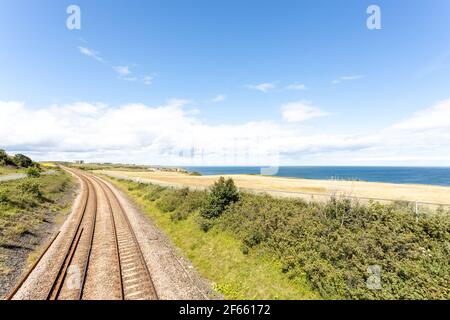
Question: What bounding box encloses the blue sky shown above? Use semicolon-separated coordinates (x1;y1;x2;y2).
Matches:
1;1;450;166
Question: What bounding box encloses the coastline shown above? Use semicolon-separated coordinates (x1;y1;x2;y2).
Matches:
98;169;450;206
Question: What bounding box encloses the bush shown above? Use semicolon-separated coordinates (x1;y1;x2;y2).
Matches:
17;179;42;198
156;188;189;213
170;191;207;221
218;195;450;299
0;149;16;166
0;149;8;166
144;185;166;201
196;216;215;232
200;177;240;219
0;190;8;204
12;153;33;168
26;166;41;178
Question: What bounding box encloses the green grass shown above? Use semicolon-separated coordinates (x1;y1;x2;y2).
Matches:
106;176;320;300
0;170;75;274
0;166;24;176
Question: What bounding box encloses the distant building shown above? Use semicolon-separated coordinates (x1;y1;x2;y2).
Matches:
74;160;84;164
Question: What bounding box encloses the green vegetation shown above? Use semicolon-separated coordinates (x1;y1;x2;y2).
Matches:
0;169;75;274
0;150;13;167
11;154;33;168
107;176;319;299
0;150;40;176
0;166;24;176
71;163;151;171
221;195;449;299
65;162;186;173
26;166;42;178
201;177;240;219
108;176;450;300
0;150;35;168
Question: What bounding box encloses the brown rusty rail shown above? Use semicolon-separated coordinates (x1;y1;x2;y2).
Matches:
47;169;96;300
91;175;158;300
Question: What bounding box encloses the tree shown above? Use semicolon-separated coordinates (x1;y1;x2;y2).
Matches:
13;154;33;168
0;149;8;165
200;177;240;219
0;149;16;166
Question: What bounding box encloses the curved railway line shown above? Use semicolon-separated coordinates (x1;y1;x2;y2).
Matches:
5;167;158;300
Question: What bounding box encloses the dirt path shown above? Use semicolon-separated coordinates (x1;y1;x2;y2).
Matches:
0;170;56;183
7;168;212;300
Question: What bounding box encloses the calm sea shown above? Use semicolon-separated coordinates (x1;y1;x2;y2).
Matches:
182;166;450;187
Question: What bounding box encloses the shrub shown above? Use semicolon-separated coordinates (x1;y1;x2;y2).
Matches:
200;177;240;219
17;179;42;198
218;194;450;299
196;216;215;232
0;149;8;166
0;190;8;204
26;166;41;178
144;185;166;201
170;191;207;221
156;188;189;213
12;153;33;168
0;149;15;166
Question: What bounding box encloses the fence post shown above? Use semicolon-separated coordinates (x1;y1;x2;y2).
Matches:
415;201;419;222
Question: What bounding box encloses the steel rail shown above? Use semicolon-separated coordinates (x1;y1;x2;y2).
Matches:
47;170;92;300
89;175;124;300
76;174;98;300
92;175;158;300
47;227;85;300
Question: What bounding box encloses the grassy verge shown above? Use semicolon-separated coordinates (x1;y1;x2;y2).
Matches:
106;176;320;300
0;169;76;275
0;167;25;176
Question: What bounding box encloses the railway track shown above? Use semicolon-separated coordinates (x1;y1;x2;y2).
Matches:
6;167;158;300
91;175;158;300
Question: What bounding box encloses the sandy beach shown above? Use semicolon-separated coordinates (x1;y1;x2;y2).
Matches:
98;170;450;206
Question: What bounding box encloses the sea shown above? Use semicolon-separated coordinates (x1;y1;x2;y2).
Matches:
182;166;450;187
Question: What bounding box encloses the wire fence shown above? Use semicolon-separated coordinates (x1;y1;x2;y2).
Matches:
239;187;450;220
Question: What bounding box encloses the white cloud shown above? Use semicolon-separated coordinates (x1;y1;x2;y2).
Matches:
79;46;154;85
247;82;276;93
287;83;307;90
390;99;450;131
0;100;361;165
211;94;226;102
122;77;138;82
281;101;329;122
78;46;105;63
113;66;131;76
142;76;153;85
1;99;449;166
332;75;364;84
